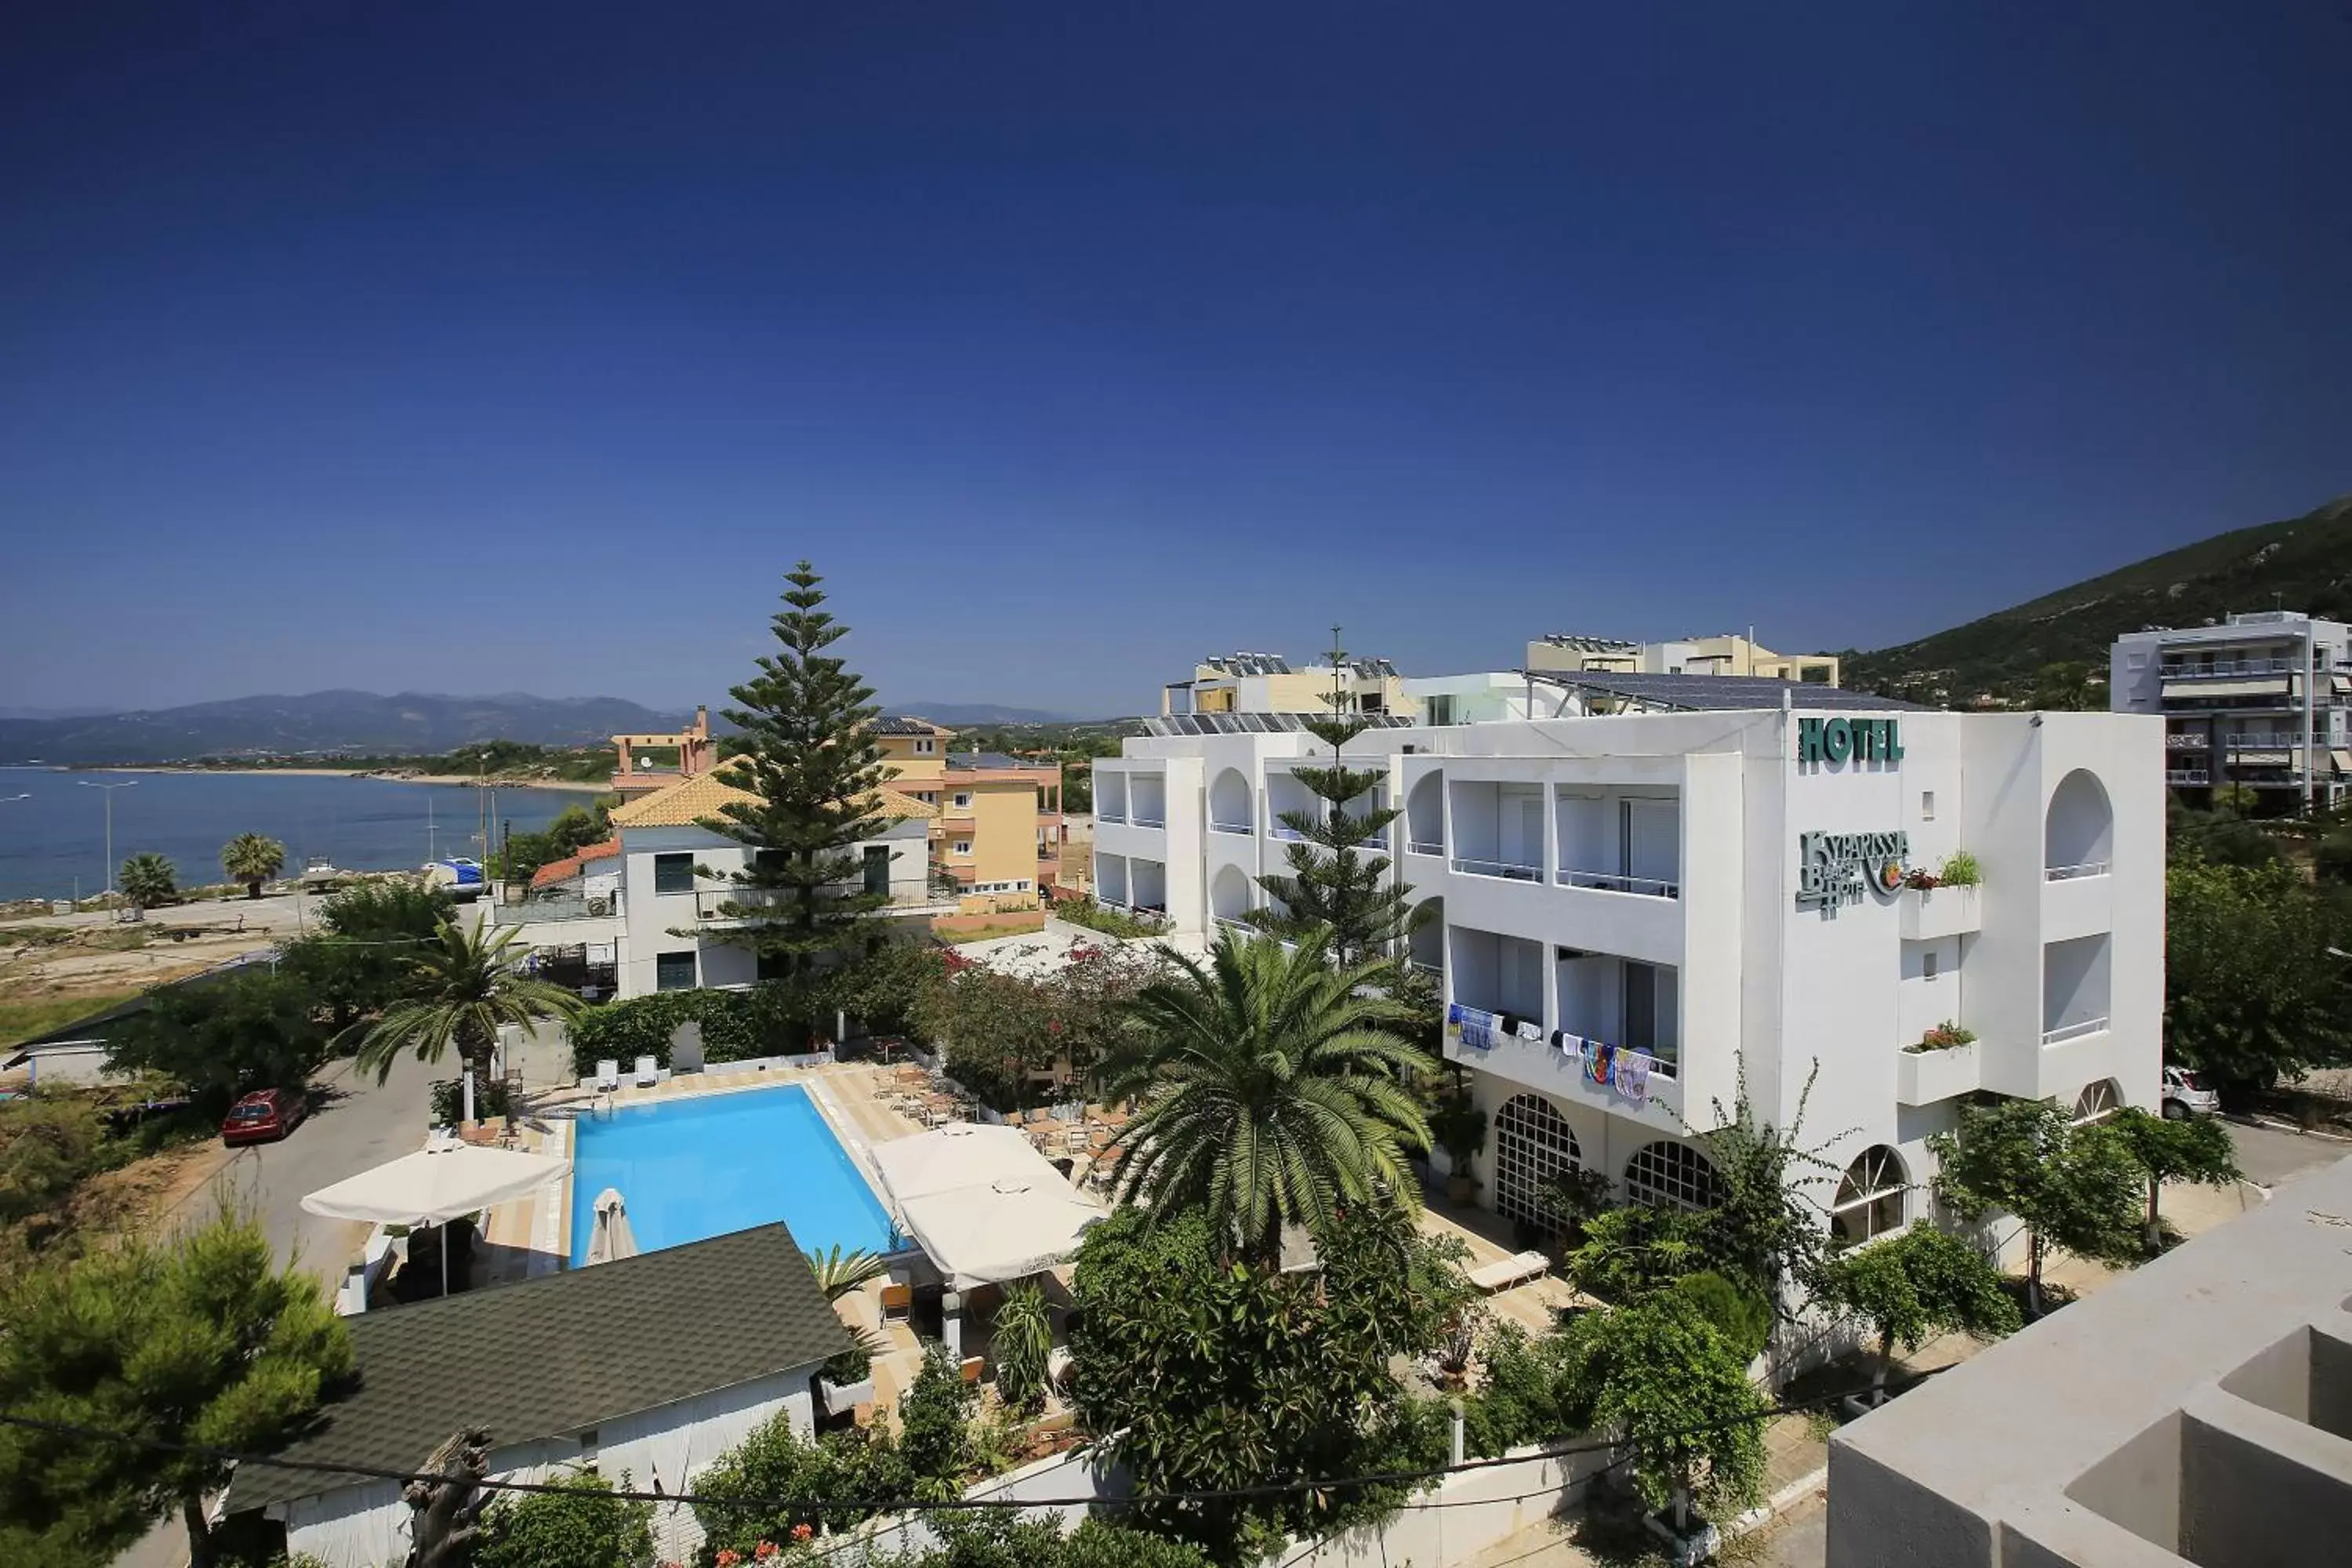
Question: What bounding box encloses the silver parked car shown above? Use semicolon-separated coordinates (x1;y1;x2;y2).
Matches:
2162;1063;2220;1120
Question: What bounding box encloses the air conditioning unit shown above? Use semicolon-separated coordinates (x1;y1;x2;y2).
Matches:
586;896;614;917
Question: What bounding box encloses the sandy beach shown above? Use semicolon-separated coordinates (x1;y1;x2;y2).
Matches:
85;765;605;792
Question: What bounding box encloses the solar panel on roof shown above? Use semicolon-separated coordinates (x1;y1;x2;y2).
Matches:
1521;670;1921;713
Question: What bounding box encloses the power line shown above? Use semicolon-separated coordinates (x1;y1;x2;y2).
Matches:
0;1369;1923;1519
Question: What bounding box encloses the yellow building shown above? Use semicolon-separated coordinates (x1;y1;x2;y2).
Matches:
873;718;1065;904
1162;652;1411;718
1526;632;1839;687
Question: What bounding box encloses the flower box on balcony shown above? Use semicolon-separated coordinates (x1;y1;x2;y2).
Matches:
1896;1038;1980;1106
1900;883;1980;942
818;1374;874;1417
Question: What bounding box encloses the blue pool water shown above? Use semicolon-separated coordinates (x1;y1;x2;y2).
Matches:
568;1085;897;1265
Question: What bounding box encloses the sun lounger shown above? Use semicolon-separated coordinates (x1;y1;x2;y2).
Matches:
633;1054;658;1087
1465;1250;1551;1293
595;1059;620;1091
1047;1345;1073;1388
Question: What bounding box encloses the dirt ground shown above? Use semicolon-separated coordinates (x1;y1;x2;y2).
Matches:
0;890;310;1005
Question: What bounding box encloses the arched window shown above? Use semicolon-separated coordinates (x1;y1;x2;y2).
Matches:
2072;1080;2122;1123
1831;1146;1907;1247
1624;1140;1727;1212
1209;865;1251;927
2045;769;2114;879
1493;1094;1581;1229
1209;768;1253;834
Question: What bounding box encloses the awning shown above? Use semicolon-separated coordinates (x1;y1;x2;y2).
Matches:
299;1138;570;1228
871;1125;1105;1289
2333;750;2352;779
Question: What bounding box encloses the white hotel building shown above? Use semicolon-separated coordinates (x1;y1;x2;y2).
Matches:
1094;672;2162;1243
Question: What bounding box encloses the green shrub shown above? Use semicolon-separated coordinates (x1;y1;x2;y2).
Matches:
991;1280;1054;1412
566;986;801;1076
898;1345;979;1485
1052;896;1165;940
475;1470;653;1568
1462;1320;1572;1457
429;1077;514;1126
1665;1269;1773;1363
690;1414;909;1555
1936;850;1982;887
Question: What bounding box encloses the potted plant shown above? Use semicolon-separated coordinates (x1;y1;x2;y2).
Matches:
1911;1022;1976;1053
817;1339;877;1416
1432;1094;1487;1206
1936;850;1982;887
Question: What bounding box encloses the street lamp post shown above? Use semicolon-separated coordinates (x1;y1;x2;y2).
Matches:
78;779;138;895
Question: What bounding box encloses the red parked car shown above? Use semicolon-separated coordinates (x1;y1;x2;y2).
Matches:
220;1087;307;1145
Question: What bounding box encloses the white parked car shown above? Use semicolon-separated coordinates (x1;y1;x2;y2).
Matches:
2162;1064;2220;1120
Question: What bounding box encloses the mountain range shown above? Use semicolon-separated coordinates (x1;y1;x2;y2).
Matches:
0;691;691;766
1843;493;2352;704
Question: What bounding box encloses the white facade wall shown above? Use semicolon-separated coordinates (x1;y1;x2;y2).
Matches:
612;824;931;999
276;1370;820;1568
1100;706;2163;1239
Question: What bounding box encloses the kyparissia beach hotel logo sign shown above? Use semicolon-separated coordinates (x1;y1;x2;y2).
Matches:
1795;829;1910;913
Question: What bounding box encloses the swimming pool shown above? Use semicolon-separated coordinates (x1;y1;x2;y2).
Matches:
568;1084;897;1266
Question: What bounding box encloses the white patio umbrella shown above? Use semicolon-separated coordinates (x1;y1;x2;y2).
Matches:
873;1124;1105;1289
870;1123;1042;1202
300;1137;570;1296
584;1187;640;1267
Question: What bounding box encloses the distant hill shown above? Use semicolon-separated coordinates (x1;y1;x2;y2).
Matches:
887;702;1078;726
0;691;691;766
1845;494;2352;704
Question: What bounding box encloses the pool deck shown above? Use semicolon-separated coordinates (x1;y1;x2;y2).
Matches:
462;1062;1582;1410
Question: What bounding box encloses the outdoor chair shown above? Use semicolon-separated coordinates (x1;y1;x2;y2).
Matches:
880;1283;913;1323
594;1059;619;1091
633;1055;658;1087
960;1356;985;1385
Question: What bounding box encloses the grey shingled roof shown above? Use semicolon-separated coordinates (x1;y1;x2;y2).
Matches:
873;715;953;736
227;1224;846;1514
1523;670;1922;713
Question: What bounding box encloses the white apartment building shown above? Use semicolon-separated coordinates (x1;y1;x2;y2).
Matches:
488;771;945;1000
2110;609;2352;813
1096;679;2161;1246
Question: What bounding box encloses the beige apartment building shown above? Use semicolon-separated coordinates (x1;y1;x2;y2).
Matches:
1161;652;1411;718
873;717;1065;902
1526;631;1841;686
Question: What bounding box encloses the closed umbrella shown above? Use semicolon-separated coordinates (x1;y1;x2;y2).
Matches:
584;1187;640;1267
300;1135;570;1296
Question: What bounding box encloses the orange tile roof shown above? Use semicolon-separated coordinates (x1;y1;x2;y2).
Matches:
612;769;938;831
528;837;621;890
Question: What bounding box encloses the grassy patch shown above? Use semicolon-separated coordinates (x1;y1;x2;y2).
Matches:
0;990;142;1051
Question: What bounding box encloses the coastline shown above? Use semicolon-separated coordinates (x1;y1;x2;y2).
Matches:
77;765;607;793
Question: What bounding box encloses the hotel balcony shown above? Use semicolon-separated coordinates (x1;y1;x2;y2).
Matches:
1896;1040;1982;1106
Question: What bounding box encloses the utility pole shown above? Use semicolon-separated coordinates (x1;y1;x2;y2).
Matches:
78;779;138;895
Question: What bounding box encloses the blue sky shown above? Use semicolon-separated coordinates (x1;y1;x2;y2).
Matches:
5;3;2348;718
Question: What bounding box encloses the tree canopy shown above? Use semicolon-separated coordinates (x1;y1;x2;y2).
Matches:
1814;1223;2020;1398
350;920;585;1086
107;967;331;1116
2107;1106;2241;1254
2165;855;2352;1091
0;1209;351;1568
1098;929;1430;1267
1929;1098;2143;1316
219;833;286;899
117;852;177;909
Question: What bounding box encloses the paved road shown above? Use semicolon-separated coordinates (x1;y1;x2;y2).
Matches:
114;1047;437;1568
2224;1117;2348;1191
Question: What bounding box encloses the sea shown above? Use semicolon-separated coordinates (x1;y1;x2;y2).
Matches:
0;768;581;903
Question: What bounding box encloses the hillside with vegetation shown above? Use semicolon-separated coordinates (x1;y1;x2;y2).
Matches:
1845;494;2352;706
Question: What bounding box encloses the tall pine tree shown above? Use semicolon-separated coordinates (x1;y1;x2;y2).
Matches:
1250;626;1421;969
703;563;891;1041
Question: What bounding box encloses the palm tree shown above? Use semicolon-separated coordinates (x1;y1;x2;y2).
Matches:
220;833;286;900
1098;928;1432;1269
351;920;586;1086
118;852;178;910
806;1244;887;1299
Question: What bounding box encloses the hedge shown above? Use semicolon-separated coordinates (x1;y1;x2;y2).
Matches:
567;987;807;1077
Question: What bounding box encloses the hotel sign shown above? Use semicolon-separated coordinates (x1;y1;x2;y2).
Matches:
1796;829;1909;912
1796;716;1903;765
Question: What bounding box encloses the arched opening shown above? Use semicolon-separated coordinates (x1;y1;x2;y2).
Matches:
1209;768;1253;835
1624;1140;1727;1212
1265;771;1317;841
2071;1079;2122;1123
1405;772;1445;855
1406;897;1444;978
1494;1094;1581;1230
2045;769;2114;880
1210;865;1251;928
1831;1146;1908;1247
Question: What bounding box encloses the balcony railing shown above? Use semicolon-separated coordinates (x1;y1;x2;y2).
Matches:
2045;860;2111;882
1406;959;1442;980
2163;734;2208;750
2165;770;2211;785
1451;855;1541;882
2162;658;2296;680
1406;838;1446;857
1210;821;1254;836
1269;825;1309;842
695;887;956;920
1096;809;1126;824
2222;733;2315;751
489;895;616;925
2042;1017;2110;1046
1557;868;1681;900
1129;813;1167;829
